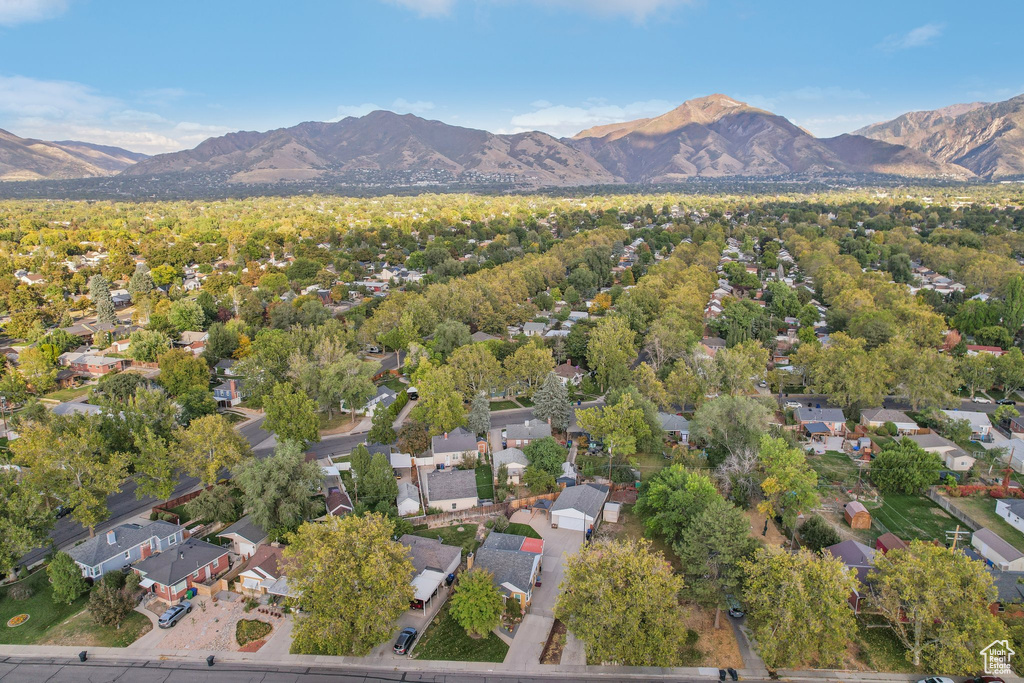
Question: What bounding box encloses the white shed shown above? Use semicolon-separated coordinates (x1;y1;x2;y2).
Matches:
603;502;621;524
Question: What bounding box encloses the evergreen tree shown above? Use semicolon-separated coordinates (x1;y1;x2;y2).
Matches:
467;395;491;437
532;372;571;432
127;263;155;302
89;274;117;325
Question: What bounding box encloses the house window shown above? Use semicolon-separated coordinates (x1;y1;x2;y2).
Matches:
998;603;1006;612
124;551;131;560
451;503;457;510
193;569;200;579
168;535;177;545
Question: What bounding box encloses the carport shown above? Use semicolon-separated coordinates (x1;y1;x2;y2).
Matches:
411;569;445;609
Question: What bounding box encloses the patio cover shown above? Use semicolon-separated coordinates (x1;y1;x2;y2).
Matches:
804;422;830;434
139;578;155;588
411;570;445;602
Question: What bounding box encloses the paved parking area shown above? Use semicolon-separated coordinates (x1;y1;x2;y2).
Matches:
140;596;285;652
366;582;452;660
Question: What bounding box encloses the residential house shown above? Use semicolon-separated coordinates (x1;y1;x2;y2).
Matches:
473;532;544;610
553;361;585;386
109;338;131;354
505;419;551;448
967;345;1007;357
399;534;461;610
901;433;975;472
51;401;103;417
133;538;230;602
793;407;847;435
1011;416;1024;437
323;481;353;517
470;331;498;343
397;482;421;516
997;500;1024;535
823;539;876;612
943;409;994;441
974;528;1024;571
213;379;245;407
214;359;239;377
700;337;727;357
235;545;286;596
424;468;478;511
177;331;208;356
860;408;920;435
352;385;397;417
217;514;268;559
658;412;690;443
430;427;485;468
67;521;184;579
522;322;546;337
550;483;609;532
492;447;529;484
57;352;129;377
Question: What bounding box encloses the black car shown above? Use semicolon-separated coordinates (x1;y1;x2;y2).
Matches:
997;398;1017;406
54;504;74;519
158;601;192;629
393;627;417;654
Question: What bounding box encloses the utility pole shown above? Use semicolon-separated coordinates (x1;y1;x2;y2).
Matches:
607;440;614;481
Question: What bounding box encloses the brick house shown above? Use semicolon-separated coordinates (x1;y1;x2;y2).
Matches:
67;521;185;579
133;538;230;602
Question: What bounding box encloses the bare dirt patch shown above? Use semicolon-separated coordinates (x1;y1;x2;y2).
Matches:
744;508;788;547
540;619;567;665
684;605;743;669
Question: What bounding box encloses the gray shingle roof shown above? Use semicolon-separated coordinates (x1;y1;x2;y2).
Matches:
475;533;540;595
860;408;916;425
431;427;479;455
67;521;182;568
975;528;1024;562
794;407;846;423
493;447;529;469
425;468;478;503
505;420;551;441
133;538;227;586
551;483;609;520
399;534;461;574
1001;499;1024;518
398;481;419;505
217;514;267;545
658;412;690;432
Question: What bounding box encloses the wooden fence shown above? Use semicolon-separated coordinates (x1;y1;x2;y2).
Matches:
926;486;982;531
151;484;218;521
417;492;560;528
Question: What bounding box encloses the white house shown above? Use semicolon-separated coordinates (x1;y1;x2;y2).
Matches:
860;408;919;435
522;322;546;337
492;447;529;484
997;499;1024;534
430;427;483;468
216;514;268;560
342;385;397;417
424;468;478;511
942;409;993;441
900;433;976;472
973;527;1024;571
550;483;609;532
397;481;421;516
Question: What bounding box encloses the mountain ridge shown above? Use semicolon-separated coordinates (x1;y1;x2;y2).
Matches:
0;129;146;181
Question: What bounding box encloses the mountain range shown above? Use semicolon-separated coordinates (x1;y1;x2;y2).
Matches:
0;129;148;181
3;93;1024;186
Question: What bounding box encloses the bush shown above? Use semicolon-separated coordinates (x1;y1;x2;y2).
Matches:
492;516;510;532
244;597;259;612
883;421;898;436
8;582;34;601
799;515;842;552
236;618;273;646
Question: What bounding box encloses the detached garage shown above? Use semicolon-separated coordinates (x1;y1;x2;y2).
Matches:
550;483;609;532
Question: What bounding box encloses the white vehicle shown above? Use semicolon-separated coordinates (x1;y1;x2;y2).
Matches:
972;396;993;404
784;401;802;409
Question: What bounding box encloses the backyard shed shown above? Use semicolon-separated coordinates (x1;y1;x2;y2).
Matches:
844;501;871;529
603;502;620;524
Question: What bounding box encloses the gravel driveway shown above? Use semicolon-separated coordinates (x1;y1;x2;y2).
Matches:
150;597;284;651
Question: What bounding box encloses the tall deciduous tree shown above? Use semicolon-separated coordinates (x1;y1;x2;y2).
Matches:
173;414;252;486
127;263;154;302
742;546;858;669
757;435;820;529
634;465;720;546
264;382;320;444
716;340;769;395
48;551;88;604
502;343;554;396
157;348;210;397
284;514;414;656
0;468;52;578
792;332;891;412
235;440;323;535
959;353;997;399
448;343;503;399
586;315;637;392
411;361;465;436
691;395;772;465
870;440;942;495
554;538;690;666
359;452;399;510
576;391;650;458
869;541;1006;672
449;568;504;637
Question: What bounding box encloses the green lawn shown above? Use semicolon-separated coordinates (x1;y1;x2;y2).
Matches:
503;522;542;539
808;451;864;488
944;494;1024;553
37;608;151;647
476;465;494;500
870;494;954;543
219;411;246;424
42;385;91;402
411;524;479;556
517;397;534;407
855;614;916;673
382;378;406;392
166;503;192;524
414;604;509;662
489;400;518;411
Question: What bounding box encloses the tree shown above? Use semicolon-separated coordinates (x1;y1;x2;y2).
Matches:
368;404;397;445
173;414;252;486
90;572;136;628
127;263;154;302
586;315;637;392
532;372;572;432
264;382;321;444
576;391;650;459
743;546;858;668
502;343;554;396
131;427;178;502
185;484;240;524
881;341;959;410
13;415;128;535
691;396;772;465
178;386;217;425
397;420;430;456
0;468;52;578
327;354;377;424
235;440;322;535
632;362;670;410
449;343;503;398
998;347;1024;399
523;437;567;476
792;332;890;411
870;440;942;495
16;346;57;394
157;349;209;397
716;340;768;395
634;465;719;546
97;372;148;405
994;403;1020;426
411;361;465;435
758;436;820;529
676;496;758;628
522;465;557;492
360;452;400;510
432;319;471;360
467;395;491;437
168;298;206;332
869;541;1007;672
48;551;87;604
799;515;841;552
89;274;117;325
449;568;504;637
202;322;239;364
284;514;414;656
127;329;171;363
554;539;690;666
959;353;997;398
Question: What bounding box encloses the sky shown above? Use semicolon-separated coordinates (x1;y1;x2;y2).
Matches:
0;0;1021;155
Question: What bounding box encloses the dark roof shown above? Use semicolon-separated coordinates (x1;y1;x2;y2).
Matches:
134;538;227;586
795;407;846;423
242;545;283;579
804;422;831;435
431;427;479;455
325;486;352;516
551;483;609;520
366;442;393;457
217;514;267;544
989;568;1024;604
425;468;478;503
824;540;876;585
67;521;182;568
974;528;1024;562
658;412;690;432
876;532;908;553
475;533;541;595
1001;499;1024;518
506;420;552;441
399;534;461;574
860;408;916;425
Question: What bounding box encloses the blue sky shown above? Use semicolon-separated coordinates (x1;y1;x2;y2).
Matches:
0;0;1020;154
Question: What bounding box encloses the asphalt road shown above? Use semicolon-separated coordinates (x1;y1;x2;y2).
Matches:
780;393;1019;415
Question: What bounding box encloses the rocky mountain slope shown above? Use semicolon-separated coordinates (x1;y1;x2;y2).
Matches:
0;129;146;181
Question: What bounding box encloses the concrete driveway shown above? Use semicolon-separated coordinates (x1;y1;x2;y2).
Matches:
366;582;452;660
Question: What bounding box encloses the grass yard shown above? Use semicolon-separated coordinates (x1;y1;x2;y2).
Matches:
517;397;534;407
870;494;954;544
808;451;864;488
382;378;406;392
503;522;542;539
166;504;192;524
944;494;1024;553
489;400;518;411
601;504;681;571
37;609;151;647
854;615;915;673
42;385;91;402
319;413;358;432
475;465;494;500
411;523;479;556
414;604;509;662
219;411;246;425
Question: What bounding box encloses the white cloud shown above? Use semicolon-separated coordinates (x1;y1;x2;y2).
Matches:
381;0;455;18
0;0;68;26
379;0;692;21
0;74;228;154
879;23;944;51
506;98;676;137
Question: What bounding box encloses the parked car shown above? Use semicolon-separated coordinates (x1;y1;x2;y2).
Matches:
967;676;1005;683
726;594;744;618
393;627;417;654
973;396;993;404
158;601;192;629
997;398;1017;406
917;678;956;683
406;387;418;400
54;504;74;519
784;401;802;409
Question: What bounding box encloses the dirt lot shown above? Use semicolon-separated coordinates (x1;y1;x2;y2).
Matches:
744;508;788;547
151;597;283;651
685;606;744;669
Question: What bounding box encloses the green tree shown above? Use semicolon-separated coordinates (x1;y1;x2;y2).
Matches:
168;298;207;332
792;333;890;412
184;485;240;524
716;340;768;395
634;465;720;546
959;353;997;398
554;538;690;667
349;444;372;503
575;391;650;458
173;414;252;486
157;348;209;397
502;343;554;396
284;514;414;656
870;440;942;495
127;329;172;363
691;396;772;465
869;541;1007;672
397;420;431;456
432;319;471;360
742;546;858;669
360;452;400;510
994;403;1020;426
264;382;321;444
89;274;117;325
0;468;52;579
467;394;491;437
202;322;239;365
131;427;177;502
586;315;637;392
522;465;557;492
758;435;820;529
799;515;842;552
16;346;57;394
234;440;323;535
178;386;217;425
998;347;1024;399
532;372;572;432
327;355;377;424
368;404;397;445
449;568;504;637
523;436;567;476
127;263;154;302
89;572;136;628
410;361;465;435
49;551;88;604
